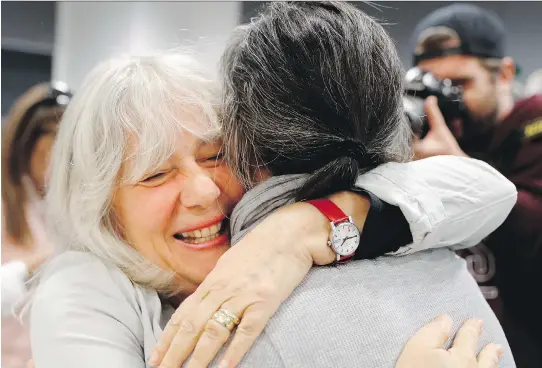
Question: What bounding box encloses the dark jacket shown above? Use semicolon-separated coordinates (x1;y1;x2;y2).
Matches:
460;95;542;366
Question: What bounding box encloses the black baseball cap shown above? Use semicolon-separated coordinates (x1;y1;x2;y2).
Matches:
411;3;506;66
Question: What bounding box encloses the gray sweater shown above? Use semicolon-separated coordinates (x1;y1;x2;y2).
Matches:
30;156;517;367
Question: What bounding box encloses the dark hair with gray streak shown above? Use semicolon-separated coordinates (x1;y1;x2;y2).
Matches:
221;1;413;200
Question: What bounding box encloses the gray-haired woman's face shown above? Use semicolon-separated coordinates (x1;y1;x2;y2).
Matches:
112;121;245;291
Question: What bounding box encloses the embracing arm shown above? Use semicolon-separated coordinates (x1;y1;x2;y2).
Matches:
353;155;518;256
30;255;147;368
149;157;517;367
305;155;518;262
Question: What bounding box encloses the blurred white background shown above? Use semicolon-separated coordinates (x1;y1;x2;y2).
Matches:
2;1;542;115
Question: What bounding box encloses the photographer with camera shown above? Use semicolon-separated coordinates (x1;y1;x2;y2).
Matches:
408;4;542;366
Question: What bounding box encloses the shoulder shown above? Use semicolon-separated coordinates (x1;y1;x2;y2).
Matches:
35;251;136;299
518;95;542;120
523;116;542;140
516;95;542;140
29;251;155;367
492;96;542;175
501;95;542;139
30;250;148;334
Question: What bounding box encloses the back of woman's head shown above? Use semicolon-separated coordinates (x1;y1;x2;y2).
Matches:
2;83;65;245
221;1;412;200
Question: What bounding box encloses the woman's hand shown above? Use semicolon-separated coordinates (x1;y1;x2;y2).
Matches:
396;315;504;368
150;193;370;368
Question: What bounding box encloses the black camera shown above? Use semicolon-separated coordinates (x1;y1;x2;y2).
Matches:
403;67;468;138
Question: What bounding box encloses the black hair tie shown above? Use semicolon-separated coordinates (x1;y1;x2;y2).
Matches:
334;139;380;168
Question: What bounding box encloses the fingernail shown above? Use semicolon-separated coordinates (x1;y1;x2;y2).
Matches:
477;319;484;333
149;351;159;366
496;345;504;358
435;315;452;329
218;360;230;368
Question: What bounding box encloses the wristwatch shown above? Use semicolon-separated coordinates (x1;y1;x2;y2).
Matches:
306;199;360;264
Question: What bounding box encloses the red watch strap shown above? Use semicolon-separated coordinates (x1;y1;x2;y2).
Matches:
337;253;355;265
306;199;349;224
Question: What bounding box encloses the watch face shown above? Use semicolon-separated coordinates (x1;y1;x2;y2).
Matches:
330;222;360;256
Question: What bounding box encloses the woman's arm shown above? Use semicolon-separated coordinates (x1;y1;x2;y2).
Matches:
328;190;411;260
355;155;518;255
30;254;147;368
151;156;517;368
323;155;517;261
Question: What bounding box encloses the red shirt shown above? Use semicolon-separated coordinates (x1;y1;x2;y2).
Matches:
460;95;542;354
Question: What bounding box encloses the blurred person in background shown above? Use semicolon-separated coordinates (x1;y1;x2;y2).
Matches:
1;82;71;368
525;69;542;97
29;48;514;368
410;4;542;367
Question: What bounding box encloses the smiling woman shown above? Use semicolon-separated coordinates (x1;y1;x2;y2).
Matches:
28;44;515;368
42;52;234;294
113;132;244;289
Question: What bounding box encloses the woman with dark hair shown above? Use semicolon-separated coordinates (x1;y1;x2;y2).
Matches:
155;2;516;367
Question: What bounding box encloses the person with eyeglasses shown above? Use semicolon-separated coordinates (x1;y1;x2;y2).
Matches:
1;82;71;367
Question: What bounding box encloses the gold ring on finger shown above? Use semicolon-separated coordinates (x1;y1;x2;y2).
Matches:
218;308;240;325
211;309;240;331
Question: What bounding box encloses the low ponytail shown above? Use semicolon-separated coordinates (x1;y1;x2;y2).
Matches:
295;156;358;201
295;139;381;201
220;2;410;195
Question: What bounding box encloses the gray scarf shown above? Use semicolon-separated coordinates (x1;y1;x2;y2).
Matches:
230;174;310;245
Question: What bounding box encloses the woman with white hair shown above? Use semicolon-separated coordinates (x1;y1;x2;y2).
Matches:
30;34;513;368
